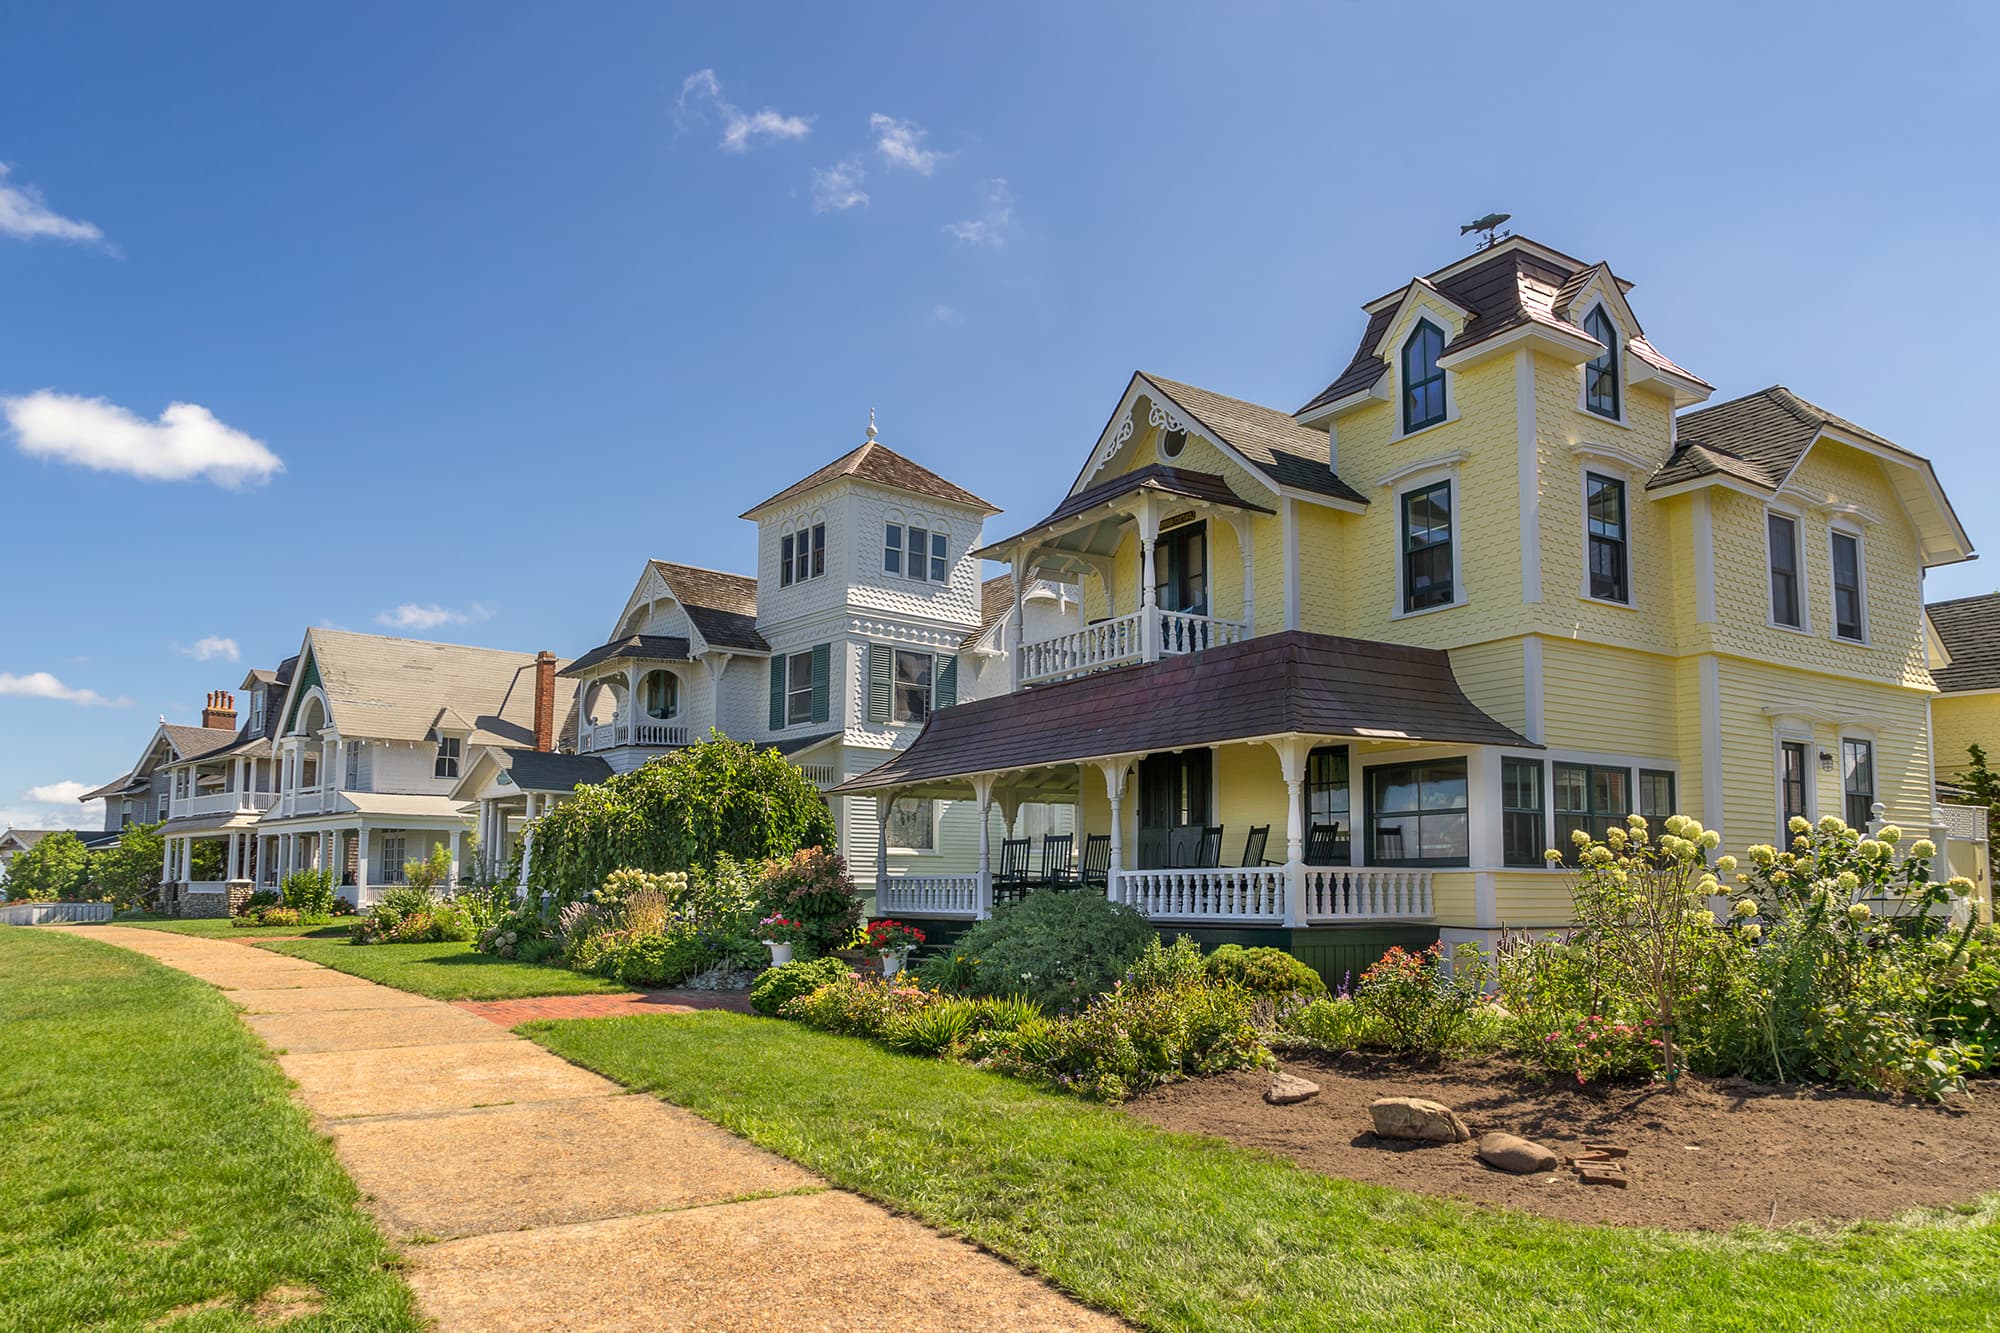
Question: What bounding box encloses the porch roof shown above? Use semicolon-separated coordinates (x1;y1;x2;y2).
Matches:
558;634;694;678
977;464;1274;560
494;748;613;794
832;630;1534;796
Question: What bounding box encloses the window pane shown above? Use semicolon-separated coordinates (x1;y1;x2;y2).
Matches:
1502;757;1545;867
1638;769;1675;817
1373;768;1420;814
1769;514;1800;626
780;534;794;586
1832;533;1862;638
883;524;901;574
908;527;928;581
1420;763;1468;810
813;524;826;577
887;798;935;851
893;650;932;723
1417;812;1469;861
930;532;947;582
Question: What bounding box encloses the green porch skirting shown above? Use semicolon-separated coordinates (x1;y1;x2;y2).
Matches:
894;916;1436;991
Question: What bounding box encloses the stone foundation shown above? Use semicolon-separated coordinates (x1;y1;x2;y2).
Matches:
227;880;256;916
179;890;230;919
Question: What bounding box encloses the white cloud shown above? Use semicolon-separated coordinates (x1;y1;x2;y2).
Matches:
178;636;240;663
945;178;1016;249
932;304;965;327
4;391;283;489
24;780;92;804
376;602;493;632
0;671;131;708
0;163;103;244
677;69;812;152
870;114;942;174
811;158;869;213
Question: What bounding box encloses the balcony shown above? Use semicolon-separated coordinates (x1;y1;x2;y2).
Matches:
1019;609;1250;686
178;790;277;819
579;719;691;754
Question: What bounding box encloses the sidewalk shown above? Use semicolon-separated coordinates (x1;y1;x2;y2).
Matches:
68;926;1123;1333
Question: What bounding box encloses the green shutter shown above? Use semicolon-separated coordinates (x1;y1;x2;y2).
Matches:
867;643;892;723
811;644;830;723
768;654;786;730
935;654;957;710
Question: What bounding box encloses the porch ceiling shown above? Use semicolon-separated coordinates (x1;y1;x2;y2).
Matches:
832;630;1535;796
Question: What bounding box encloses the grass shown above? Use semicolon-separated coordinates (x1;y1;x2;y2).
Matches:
113;911;350;940
0;929;422;1332
256;936;630;1001
528;1010;2000;1333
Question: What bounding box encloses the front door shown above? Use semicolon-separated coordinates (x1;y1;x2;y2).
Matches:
1136;750;1212;868
1152;521;1209;615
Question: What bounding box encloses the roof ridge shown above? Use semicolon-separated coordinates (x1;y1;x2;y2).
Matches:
651;559;756;584
1927;591;2000;610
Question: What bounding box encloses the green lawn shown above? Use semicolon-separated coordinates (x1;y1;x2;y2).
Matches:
528;1011;2000;1333
256;937;630;1001
114;912;351;940
0;929;421;1332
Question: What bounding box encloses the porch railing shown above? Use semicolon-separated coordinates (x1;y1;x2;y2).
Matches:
877;874;980;918
581;719;691;753
1019;610;1144;684
1018;609;1251;686
179;790;277;819
1940;803;1989;844
1300;867;1434;923
1114;866;1287;922
798;762;839;788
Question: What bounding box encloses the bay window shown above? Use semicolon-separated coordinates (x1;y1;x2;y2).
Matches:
1366;759;1468;866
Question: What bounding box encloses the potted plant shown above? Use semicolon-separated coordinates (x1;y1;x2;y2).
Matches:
865;918;926;978
759;914;804;966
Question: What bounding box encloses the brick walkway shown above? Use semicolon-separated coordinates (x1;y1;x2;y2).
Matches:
455;988;753;1027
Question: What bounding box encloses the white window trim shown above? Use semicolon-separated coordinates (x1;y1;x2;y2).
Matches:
1827;521;1869;645
1388;316;1461;444
1772;724;1818;840
885;795;941;855
1763;504;1812;635
1390;466;1466;620
1838;728;1879;828
1577;461;1639;611
434;734;463;780
784;650;815;726
1575;300;1630;429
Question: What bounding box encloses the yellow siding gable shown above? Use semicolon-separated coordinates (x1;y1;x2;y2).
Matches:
1933;692;2000;785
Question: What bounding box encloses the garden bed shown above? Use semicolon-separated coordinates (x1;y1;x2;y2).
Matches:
1125;1051;2000;1231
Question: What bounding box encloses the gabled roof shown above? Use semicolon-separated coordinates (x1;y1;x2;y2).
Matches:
558;634;695;678
648;562;769;652
1928;593;2000;693
985;464;1276;556
289;628;570;748
1296;237;1708;419
980;574;1016;639
741;440;997;518
833;631;1533;796
80;772;148;801
492;748;614;795
1119;373;1368;506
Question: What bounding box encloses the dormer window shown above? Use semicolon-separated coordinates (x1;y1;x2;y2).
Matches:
1401;319;1447;433
248;689;265;733
1585;307;1620;419
434;736;461;780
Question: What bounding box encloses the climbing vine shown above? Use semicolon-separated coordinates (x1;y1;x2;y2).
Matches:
523;732;836;908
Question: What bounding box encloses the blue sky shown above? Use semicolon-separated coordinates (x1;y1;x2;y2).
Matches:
3;2;1997;831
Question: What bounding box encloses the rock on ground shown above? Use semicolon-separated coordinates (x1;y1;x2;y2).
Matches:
1477;1131;1558;1174
1266;1074;1320;1105
1369;1096;1471;1143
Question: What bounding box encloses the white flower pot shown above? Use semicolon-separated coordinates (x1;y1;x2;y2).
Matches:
881;950;905;979
765;941;793;966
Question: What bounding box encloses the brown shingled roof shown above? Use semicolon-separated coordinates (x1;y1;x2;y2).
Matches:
1929;593;2000;694
833;631;1532;795
979;574;1015;639
1649;385;1927;492
1136;374;1367;505
741;440;996;517
649;562;769;652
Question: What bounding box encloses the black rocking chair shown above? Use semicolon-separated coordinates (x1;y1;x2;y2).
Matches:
1080;834;1111;893
1305;822;1346;866
1038;833;1076;889
1241;824;1275;867
995;838;1032;904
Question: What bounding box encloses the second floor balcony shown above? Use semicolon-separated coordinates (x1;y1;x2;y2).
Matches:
1018;607;1250;685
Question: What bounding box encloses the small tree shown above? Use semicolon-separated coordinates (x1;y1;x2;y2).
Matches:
88;821;165;912
6;831;90;902
403;844;455;894
1952;743;2000;829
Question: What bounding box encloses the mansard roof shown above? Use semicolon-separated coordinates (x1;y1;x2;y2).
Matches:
647;562;769;652
740;439;996;519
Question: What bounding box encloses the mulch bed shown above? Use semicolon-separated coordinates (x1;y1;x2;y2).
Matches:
1124;1051;2000;1231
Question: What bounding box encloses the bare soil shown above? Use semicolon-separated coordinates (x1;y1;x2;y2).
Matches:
1124;1052;2000;1231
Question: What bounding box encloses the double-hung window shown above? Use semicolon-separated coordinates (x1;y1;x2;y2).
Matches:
1637;769;1676;818
434;737;460;780
785;650;815;725
1831;530;1865;641
780;533;795;586
1401;481;1455;612
782;523;825;587
1585;473;1628;603
1502;757;1547;867
886;798;936;852
1842;739;1875;829
1401;319;1447;433
893;649;933;723
1780;740;1809;835
1366;759;1469;866
884;523;947;582
1554;762;1631;848
1584;306;1620;419
1768;513;1803;628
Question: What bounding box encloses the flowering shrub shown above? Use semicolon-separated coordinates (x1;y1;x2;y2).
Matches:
595;868;689;911
232;904;304;928
1524;1015;1666;1085
234;889;280;918
865;919;927;955
1354;943;1491;1056
757;914;805;946
1126;936;1207;992
477;906;560;963
782;972;932;1039
751;957;852;1016
757;849;862;958
922;891;1155;1012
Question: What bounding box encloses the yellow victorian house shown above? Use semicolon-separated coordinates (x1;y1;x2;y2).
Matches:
838;235;1980;977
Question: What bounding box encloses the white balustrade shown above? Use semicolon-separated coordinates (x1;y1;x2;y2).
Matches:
1157;610;1249;657
1300;867;1434;922
1940;803;1989;844
632;720;688;747
1112;866;1288;922
1019;610;1144;684
798;762;839;788
581;719;691;752
180;790;277;818
877;874;980;917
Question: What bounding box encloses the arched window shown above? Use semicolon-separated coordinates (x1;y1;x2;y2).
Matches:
641;670;679;720
1401;319;1447;433
1584;306;1620;419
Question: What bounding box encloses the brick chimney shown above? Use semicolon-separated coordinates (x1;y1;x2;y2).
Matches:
533;651;557;752
202;689;237;730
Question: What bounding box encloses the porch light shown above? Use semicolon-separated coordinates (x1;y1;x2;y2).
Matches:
1818;750;1836;772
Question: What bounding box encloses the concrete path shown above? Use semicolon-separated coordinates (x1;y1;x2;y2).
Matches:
66;926;1124;1333
454;988;753;1028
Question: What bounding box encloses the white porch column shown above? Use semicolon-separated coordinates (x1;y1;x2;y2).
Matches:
875;795;891;900
972;775;997;920
449;827;463;889
356;826;371;902
624;665;641;744
225;831;240;881
1229;511;1256;632
1008;549;1029;691
160;832;173;886
1096;757;1132;902
1136;496;1162;662
517;794;538;894
1273;737;1309;928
